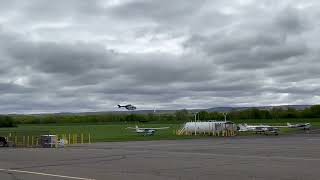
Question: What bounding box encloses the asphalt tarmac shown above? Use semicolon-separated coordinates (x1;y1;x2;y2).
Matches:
1;133;320;180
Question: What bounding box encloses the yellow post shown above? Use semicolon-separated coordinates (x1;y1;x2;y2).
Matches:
22;136;25;146
36;137;39;147
88;133;91;144
8;133;11;141
72;134;74;144
56;135;58;148
81;133;84;144
68;134;71;144
27;136;30;147
31;136;34;147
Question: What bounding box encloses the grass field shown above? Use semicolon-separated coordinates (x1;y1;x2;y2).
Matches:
0;121;319;143
0;123;200;142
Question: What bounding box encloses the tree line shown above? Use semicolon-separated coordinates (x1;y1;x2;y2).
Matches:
0;105;320;127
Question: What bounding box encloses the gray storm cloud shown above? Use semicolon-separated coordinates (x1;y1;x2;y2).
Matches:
0;0;319;113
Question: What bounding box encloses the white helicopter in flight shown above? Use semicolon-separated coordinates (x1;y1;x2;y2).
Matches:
118;104;137;111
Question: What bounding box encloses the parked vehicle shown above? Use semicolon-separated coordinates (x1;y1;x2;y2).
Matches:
0;136;8;147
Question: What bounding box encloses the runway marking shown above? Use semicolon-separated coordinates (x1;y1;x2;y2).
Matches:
0;168;96;180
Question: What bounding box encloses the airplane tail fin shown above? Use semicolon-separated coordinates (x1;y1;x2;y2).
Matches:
135;125;139;130
287;122;291;127
118;105;121;108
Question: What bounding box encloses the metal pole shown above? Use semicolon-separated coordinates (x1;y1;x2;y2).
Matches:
193;112;199;135
223;112;228;122
194;121;197;135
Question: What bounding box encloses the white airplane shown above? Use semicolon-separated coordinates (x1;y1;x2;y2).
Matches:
127;125;169;136
287;122;311;130
238;124;283;135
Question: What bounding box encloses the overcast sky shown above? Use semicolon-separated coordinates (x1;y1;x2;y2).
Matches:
0;0;319;113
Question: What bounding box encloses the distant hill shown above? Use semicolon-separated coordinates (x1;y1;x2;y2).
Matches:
8;105;313;116
205;105;312;112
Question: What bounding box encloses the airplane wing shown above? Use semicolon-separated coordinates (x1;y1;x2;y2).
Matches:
270;125;288;128
136;127;170;130
250;124;288;128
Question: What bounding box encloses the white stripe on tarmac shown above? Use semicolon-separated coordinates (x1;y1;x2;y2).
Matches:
0;169;95;180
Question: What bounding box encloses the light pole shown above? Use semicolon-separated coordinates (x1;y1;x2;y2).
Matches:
194;112;199;135
194;112;200;122
223;112;228;122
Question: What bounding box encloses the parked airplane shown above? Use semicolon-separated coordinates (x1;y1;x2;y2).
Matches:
238;124;281;135
287;122;311;130
118;104;136;110
127;125;169;136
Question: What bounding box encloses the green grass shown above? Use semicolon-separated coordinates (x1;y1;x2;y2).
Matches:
1;121;319;143
0;123;203;142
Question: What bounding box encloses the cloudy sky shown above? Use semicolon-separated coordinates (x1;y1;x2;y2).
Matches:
0;0;319;113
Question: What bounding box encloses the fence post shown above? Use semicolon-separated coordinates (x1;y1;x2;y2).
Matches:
14;136;17;145
56;134;58;148
88;133;91;144
22;136;25;147
81;133;84;144
36;137;39;147
27;136;30;147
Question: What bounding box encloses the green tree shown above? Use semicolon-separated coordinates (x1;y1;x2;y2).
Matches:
0;116;16;127
175;109;189;121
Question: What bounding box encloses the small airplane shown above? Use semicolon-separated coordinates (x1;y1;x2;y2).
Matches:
238;124;281;135
118;104;136;111
127;125;169;136
287;122;311;130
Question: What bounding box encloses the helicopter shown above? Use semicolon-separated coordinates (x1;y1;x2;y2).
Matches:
118;104;137;110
